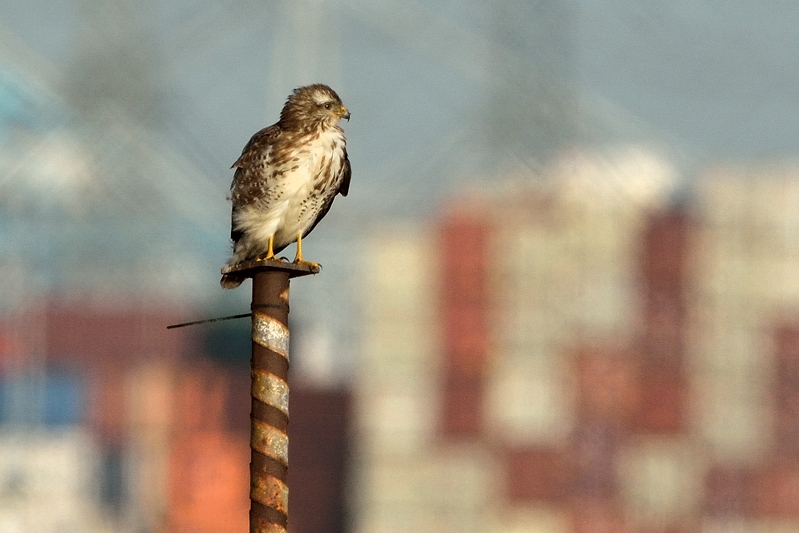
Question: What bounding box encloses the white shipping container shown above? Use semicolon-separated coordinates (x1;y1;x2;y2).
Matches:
618;437;703;530
357;379;437;458
485;356;574;445
572;269;637;335
0;429;109;533
695;172;749;227
422;444;498;511
497;298;561;355
354;446;494;533
754;255;799;307
702;518;799;533
692;377;771;464
126;432;171;533
364;231;435;307
362;317;438;375
497;504;570;533
689;317;767;380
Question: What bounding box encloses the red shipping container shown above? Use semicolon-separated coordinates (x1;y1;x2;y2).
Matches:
638;211;690;372
573;344;640;425
569;422;624;499
774;401;799;458
0;328;13;372
441;265;488;306
440;368;485;438
439;212;493;386
704;464;757;516
439;216;490;308
505;445;569;503
570;498;630;533
439;214;490;267
773;322;799;365
641;290;686;367
634;364;686;434
639;211;692;292
754;460;799;519
772;321;799;456
127;360;178;433
172;363;231;433
643;289;685;335
442;305;490;374
167;431;250;533
43;300;195;370
637;527;696;533
774;382;799;419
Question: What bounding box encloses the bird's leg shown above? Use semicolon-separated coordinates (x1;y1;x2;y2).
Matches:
257;235;276;261
266;234;276;259
293;232;320;269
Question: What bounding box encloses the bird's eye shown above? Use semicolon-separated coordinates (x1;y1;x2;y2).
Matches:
323;103;332;110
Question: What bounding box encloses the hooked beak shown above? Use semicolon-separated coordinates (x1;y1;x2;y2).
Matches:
340;106;350;121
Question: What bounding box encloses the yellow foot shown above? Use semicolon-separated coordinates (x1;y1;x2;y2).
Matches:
254;235;285;262
293;233;320;270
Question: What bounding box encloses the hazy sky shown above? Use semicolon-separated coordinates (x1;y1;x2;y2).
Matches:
576;1;799;159
4;0;799;178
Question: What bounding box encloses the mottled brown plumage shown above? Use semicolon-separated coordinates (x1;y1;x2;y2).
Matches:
220;84;351;289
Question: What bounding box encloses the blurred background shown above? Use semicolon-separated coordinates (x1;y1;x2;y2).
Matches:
1;1;799;532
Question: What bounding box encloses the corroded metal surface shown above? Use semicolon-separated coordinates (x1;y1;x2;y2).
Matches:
251;369;289;416
250;521;287;533
252;312;290;361
251;419;289;466
221;258;318;293
251;473;289;515
248;266;294;533
221;257;320;278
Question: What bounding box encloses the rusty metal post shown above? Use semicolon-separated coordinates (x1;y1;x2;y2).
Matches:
221;259;319;533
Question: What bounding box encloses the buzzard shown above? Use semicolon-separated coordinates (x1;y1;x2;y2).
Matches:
220;84;351;289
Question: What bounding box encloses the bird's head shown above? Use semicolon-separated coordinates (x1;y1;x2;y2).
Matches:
280;84;350;132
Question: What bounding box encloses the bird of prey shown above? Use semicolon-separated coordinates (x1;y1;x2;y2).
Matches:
220;84;351;289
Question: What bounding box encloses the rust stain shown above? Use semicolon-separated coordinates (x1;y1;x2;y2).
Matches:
251;472;289;515
250;519;287;533
279;286;290;305
251;419;289;465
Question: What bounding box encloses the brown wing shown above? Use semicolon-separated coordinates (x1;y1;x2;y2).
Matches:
229;124;282;242
338;148;351;197
303;148;352;239
232;123;282;170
